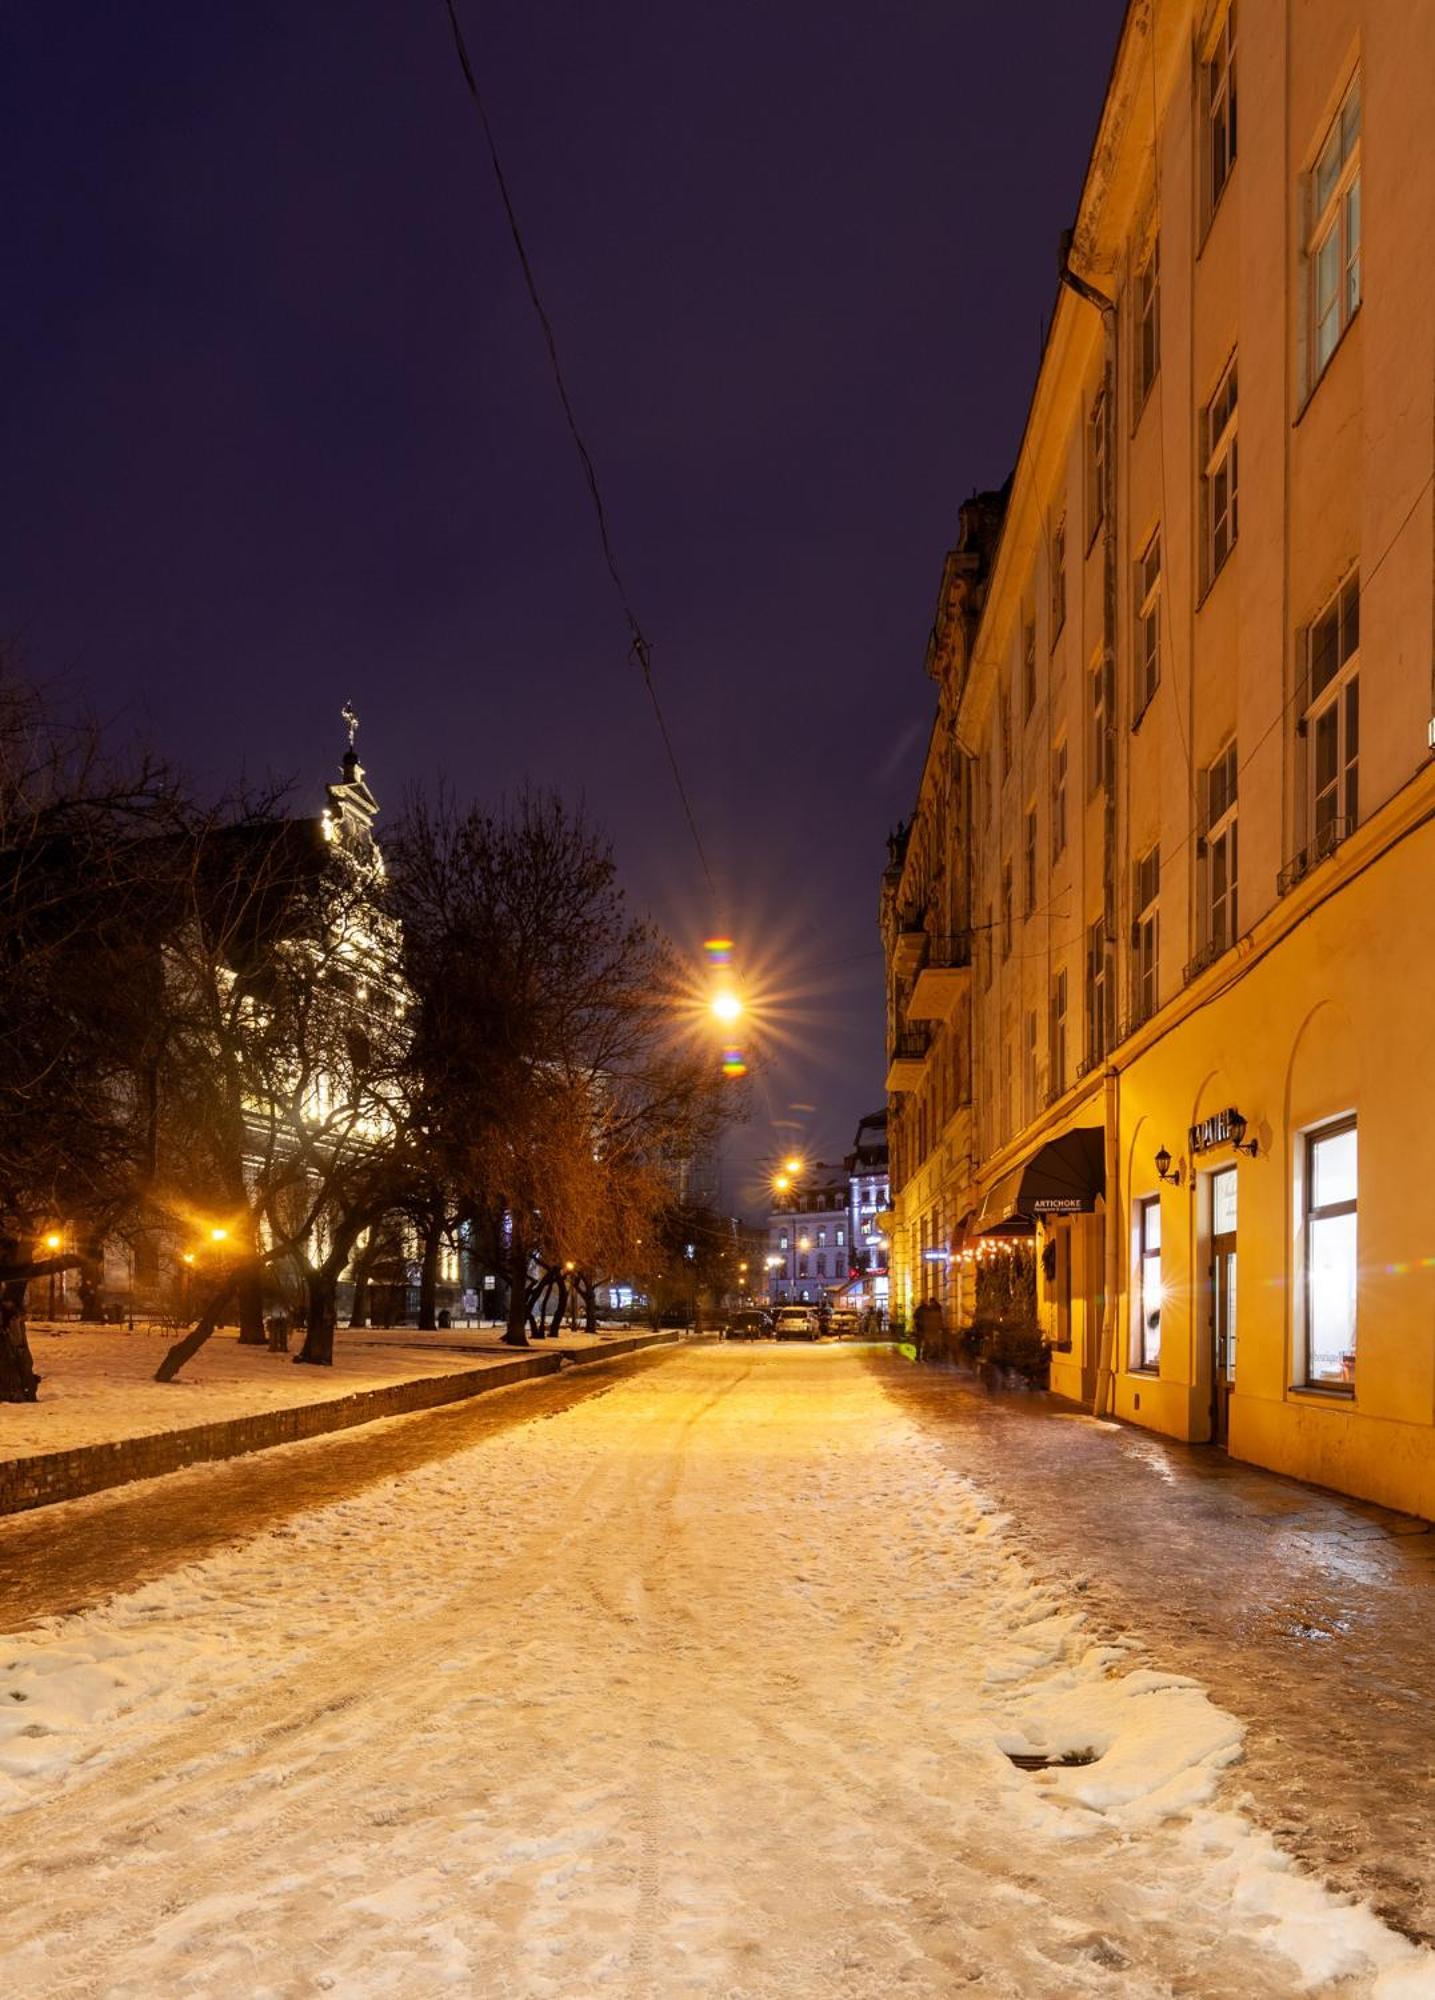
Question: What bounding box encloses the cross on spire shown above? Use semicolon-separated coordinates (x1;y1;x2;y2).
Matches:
341;700;359;750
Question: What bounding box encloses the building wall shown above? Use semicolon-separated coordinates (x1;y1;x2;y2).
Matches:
882;0;1435;1514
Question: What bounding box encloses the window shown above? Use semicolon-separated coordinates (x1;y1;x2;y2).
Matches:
1132;844;1160;1025
1001;863;1013;958
1134;528;1161;719
1022;618;1037;718
1307;72;1361;388
1050;969;1068;1098
1303;572;1360;862
1087;655;1108;794
1304;1118;1357;1387
815;1254;826;1278
1202;357;1238;587
1204;6;1238;224
797;1257;808;1279
1051;739;1068;861
1137;1197;1162;1370
1022;1010;1038;1121
1201;741;1238;958
1085;918;1107;1066
1086;387;1107;542
779;1231;789;1251
999;688;1012;780
816;1226;827;1248
983;902;994;988
1023;806;1038;916
1050;515;1067;640
1134;239;1160;413
836;1226;845;1248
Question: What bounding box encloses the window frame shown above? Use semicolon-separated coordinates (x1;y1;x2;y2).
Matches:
1305;71;1361;395
1302;572;1360;865
1050;514;1067;643
1051;738;1068;862
1201;740;1239;959
1201;355;1239;592
1086;387;1108;549
1133;237;1160;418
1202;4;1238;235
1134;526;1162;724
1087;654;1108;796
1132;844;1160;1027
1301;1115;1358;1391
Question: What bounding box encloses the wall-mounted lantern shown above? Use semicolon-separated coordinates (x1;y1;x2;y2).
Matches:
1154;1146;1183;1186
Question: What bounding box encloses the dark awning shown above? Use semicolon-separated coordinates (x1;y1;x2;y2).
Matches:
974;1127;1106;1236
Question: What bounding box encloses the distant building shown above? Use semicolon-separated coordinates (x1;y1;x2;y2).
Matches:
766;1164;851;1305
845;1111;891;1312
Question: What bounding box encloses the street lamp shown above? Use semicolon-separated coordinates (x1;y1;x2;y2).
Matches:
710;989;743;1025
44;1231;61;1322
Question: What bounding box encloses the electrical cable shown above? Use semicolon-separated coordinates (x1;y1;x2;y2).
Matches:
441;0;718;908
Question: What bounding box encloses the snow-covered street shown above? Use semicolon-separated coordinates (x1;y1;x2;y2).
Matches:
2;1344;1430;1998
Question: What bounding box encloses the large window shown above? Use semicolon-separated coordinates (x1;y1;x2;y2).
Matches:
1202;357;1238;588
1304;572;1360;862
1308;72;1361;388
1132;844;1160;1026
1202;740;1238;958
1134;238;1160;415
1137;1196;1162;1369
1134;528;1162;720
1204;6;1238;225
1051;739;1068;862
1304;1118;1357;1387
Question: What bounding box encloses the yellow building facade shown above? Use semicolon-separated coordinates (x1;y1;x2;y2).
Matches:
882;0;1435;1516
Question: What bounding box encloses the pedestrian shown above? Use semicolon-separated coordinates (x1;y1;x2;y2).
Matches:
913;1295;945;1364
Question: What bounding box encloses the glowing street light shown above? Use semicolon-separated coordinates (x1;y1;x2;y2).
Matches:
784;1156;803;1176
210;1226;229;1244
44;1232;61;1251
710;989;743;1026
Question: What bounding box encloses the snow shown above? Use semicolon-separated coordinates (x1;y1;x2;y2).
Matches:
0;1324;535;1460
0;1344;1429;1997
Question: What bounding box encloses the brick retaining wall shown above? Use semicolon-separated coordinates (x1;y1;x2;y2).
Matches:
0;1333;675;1518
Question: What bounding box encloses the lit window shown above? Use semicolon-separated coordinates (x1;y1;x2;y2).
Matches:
1305;1118;1357;1386
1051;739;1068;862
1135;528;1161;719
1204;6;1238;224
1136;1196;1162;1369
1307;73;1361;388
1202;357;1238;587
1132;844;1160;1027
1302;572;1360;865
1134;238;1160;413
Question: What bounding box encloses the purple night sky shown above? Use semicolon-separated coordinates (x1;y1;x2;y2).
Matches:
2;3;1125;1213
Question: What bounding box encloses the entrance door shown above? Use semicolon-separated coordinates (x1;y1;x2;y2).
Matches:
1209;1168;1238;1446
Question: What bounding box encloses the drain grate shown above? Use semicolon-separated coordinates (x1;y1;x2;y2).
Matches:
1005;1748;1099;1771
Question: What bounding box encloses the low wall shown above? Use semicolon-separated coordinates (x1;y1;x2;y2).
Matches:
0;1333;675;1518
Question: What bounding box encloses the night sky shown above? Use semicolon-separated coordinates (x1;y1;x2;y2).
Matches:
3;2;1125;1213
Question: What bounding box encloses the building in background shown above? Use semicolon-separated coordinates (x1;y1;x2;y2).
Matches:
766;1165;852;1306
845;1110;891;1314
881;0;1435;1519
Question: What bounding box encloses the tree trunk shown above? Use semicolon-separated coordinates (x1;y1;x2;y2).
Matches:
295;1273;338;1366
582;1275;598;1335
417;1211;442;1332
349;1259;371;1328
235;1257;266;1345
0;1281;40;1402
503;1236;529;1346
154;1279;239;1383
77;1233;105;1323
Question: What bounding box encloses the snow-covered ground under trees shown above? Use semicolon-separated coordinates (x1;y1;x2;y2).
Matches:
1;1344;1429;1998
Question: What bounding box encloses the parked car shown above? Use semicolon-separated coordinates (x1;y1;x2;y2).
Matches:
827;1308;860;1339
772;1306;820;1341
723;1309;773;1341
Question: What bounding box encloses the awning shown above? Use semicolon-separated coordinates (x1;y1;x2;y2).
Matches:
973;1127;1105;1236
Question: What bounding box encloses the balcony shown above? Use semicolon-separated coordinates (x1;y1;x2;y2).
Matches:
886;1026;931;1094
906;932;972;1023
893;929;927;978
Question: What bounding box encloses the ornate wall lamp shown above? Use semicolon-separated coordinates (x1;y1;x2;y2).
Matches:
1154;1146;1183;1186
1227;1110;1260;1157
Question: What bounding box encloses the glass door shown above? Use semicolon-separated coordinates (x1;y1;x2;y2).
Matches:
1210;1168;1238;1446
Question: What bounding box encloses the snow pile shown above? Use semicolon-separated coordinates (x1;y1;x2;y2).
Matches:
0;1345;1429;1998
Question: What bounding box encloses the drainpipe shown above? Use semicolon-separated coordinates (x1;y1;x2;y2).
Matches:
1059;240;1120;1416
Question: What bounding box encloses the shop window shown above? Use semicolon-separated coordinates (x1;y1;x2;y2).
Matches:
1201;355;1238;589
1136;1196;1162;1370
1304;1117;1357;1387
1134;528;1161;721
1306;72;1361;391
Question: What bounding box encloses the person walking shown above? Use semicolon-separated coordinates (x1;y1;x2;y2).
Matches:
913;1295;945;1364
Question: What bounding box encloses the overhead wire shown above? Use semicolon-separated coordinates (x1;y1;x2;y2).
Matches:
441;0;718;909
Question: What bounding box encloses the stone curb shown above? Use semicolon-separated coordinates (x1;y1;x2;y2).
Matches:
0;1333;677;1519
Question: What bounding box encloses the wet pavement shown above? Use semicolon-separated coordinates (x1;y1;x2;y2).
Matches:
876;1355;1435;1947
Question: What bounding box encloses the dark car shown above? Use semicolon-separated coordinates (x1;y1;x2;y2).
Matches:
723;1309;773;1340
